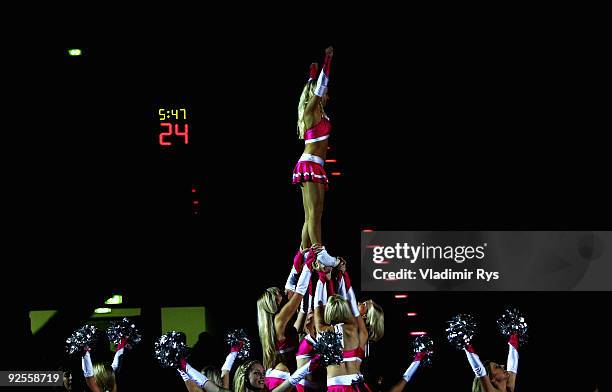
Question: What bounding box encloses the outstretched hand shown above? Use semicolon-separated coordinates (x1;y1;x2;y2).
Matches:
309;244;324;271
230;340;245;353
317;267;333;281
309;353;323;373
310;244;323;254
116;337;128;351
324;267;333;281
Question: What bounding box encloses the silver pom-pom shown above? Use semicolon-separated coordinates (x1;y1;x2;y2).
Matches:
154;331;189;368
225;329;251;360
413;335;434;367
446;314;478;350
313;331;343;366
497;307;528;344
66;324;99;355
106;317;142;349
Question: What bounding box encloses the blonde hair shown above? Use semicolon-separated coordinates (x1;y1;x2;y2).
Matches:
324;295;353;325
472;376;483;392
234;360;261;392
297;81;318;139
93;363;116;392
471;361;492;392
257;287;281;369
365;301;385;342
201;365;222;386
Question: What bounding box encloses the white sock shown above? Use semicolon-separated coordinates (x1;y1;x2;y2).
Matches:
317;247;339;267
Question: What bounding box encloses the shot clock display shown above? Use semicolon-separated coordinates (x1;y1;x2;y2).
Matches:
158;108;189;146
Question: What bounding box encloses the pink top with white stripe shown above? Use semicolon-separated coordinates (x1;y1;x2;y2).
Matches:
296;335;316;360
332;324;366;362
342;347;366;362
265;369;289;390
304;116;331;143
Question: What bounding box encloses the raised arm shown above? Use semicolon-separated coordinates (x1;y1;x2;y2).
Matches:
314;269;335;333
334;261;366;343
177;370;205;392
276;267;310;334
464;345;497;392
294;309;307;334
81;349;102;392
220;339;244;388
180;363;231;392
389;351;427;392
111;337;127;373
304;46;333;116
278;247;322;334
270;355;321;392
506;333;518;391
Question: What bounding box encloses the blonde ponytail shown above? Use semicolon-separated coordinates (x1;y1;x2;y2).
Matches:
257;287;281;369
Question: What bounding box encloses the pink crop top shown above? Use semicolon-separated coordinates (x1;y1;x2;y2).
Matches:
342;346;366;362
304;116;331;144
296;335;316;359
330;323;367;362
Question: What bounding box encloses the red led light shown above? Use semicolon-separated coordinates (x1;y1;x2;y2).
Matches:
159;123;189;146
331;172;341;176
325;159;337;163
192;188;196;193
366;244;383;249
362;229;374;233
410;331;427;336
193;200;199;205
394;294;408;299
406;312;418;317
374;259;389;264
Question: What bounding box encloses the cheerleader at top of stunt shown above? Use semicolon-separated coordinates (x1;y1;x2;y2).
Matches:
292;45;342;271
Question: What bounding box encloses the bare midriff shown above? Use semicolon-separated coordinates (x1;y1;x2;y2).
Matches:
303;139;328;160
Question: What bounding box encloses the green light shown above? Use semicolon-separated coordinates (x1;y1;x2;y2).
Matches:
68;49;82;56
104;295;123;305
161;307;207;346
94;307;112;314
30;310;58;335
91;308;141;319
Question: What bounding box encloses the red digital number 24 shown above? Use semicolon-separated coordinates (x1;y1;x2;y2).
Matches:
159;123;189;146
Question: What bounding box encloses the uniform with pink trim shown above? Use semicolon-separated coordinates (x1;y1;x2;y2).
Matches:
295;334;319;392
293;50;333;191
292;126;331;190
322;323;370;392
265;327;299;390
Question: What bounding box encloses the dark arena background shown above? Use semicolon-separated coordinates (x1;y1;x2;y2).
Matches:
5;23;609;392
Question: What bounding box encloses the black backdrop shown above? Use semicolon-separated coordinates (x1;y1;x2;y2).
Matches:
4;19;609;391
